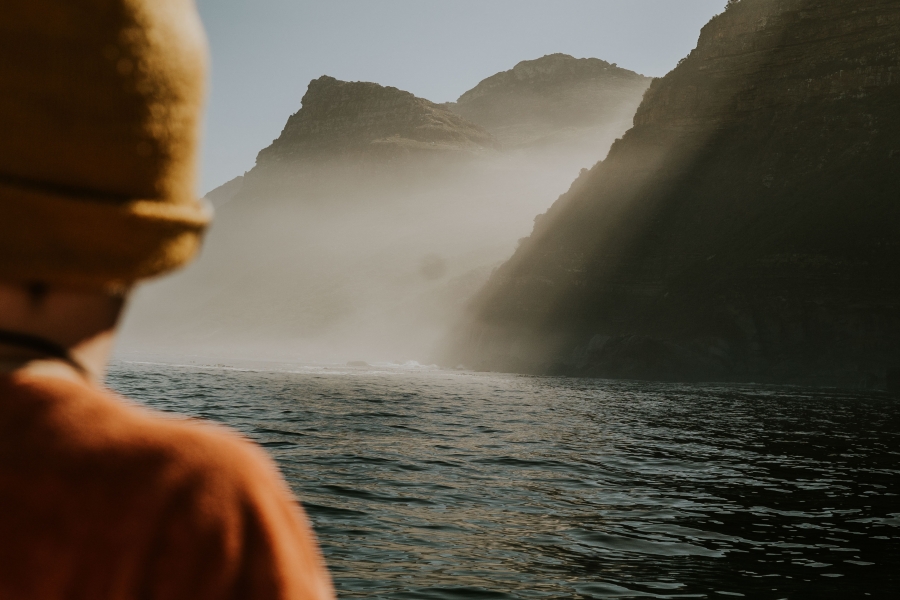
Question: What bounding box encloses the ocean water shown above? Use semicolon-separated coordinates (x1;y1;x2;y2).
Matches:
107;361;900;599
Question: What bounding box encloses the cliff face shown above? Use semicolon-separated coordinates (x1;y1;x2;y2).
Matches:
446;54;651;148
255;76;497;168
444;0;900;389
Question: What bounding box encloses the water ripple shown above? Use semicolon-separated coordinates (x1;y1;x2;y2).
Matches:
109;362;900;598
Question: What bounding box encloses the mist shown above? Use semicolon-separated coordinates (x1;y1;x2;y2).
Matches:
111;0;731;367
117;111;638;365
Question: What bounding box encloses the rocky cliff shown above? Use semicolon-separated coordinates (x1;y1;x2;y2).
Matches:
442;0;900;390
445;53;651;148
255;76;497;168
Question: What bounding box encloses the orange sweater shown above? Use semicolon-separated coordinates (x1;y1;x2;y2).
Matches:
0;369;335;600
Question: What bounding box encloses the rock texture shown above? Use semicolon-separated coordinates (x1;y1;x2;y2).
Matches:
445;54;651;147
255;76;497;167
443;0;900;389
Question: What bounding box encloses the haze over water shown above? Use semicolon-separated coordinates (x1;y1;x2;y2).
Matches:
118;139;635;364
109;361;900;598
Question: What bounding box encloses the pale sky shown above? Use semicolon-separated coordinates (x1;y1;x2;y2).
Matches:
195;0;728;193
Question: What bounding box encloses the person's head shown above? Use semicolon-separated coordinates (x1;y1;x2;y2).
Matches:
0;0;211;380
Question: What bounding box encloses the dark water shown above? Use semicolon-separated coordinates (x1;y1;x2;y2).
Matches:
107;361;900;599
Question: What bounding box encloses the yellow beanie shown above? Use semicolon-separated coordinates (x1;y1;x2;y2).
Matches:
0;0;211;291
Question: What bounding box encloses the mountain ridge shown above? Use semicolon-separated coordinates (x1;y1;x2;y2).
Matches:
205;55;652;198
445;53;651;148
255;75;498;168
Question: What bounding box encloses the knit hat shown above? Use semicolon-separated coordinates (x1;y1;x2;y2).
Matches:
0;0;211;291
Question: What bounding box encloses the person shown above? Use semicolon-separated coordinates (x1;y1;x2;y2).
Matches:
0;1;335;598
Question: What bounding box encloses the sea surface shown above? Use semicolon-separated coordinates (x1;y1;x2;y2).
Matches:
107;361;900;599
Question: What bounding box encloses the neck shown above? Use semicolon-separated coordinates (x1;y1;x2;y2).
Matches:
0;328;118;385
0;282;125;385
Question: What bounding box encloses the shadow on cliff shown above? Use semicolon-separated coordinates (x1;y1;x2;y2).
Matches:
440;0;900;388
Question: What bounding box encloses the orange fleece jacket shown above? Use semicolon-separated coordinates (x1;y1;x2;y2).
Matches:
0;370;335;600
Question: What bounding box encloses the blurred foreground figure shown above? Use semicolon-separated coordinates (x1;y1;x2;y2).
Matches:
0;2;334;598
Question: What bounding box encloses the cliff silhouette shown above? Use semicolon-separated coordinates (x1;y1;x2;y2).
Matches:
442;0;900;390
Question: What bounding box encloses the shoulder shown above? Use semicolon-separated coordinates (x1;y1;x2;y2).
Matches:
1;371;335;599
4;370;299;522
5;369;276;486
102;387;337;600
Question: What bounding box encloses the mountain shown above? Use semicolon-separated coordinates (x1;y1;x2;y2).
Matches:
203;76;501;204
441;0;900;390
126;56;659;364
255;75;497;168
126;75;560;362
206;60;650;200
445;53;651;148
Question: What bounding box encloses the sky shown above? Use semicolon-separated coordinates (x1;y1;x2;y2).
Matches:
195;0;729;193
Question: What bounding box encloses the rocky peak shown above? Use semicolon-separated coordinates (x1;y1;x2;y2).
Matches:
447;54;651;147
458;53;642;101
255;76;497;166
